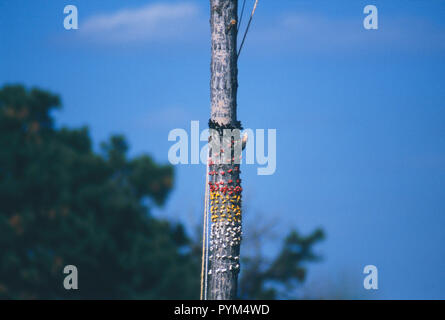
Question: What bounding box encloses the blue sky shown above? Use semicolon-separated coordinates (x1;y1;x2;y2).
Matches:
1;0;445;299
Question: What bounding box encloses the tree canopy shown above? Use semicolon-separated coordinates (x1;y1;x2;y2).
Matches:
0;85;199;299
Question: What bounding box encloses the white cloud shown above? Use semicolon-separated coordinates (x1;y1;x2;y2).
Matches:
80;2;205;44
248;12;445;56
74;4;445;55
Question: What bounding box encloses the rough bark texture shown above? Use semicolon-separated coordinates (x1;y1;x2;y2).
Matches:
210;0;238;126
207;0;241;300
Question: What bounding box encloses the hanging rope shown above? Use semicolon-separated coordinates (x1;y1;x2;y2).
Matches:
200;148;210;300
238;0;259;58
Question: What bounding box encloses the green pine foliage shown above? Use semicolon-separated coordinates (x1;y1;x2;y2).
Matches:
239;229;325;299
0;85;199;299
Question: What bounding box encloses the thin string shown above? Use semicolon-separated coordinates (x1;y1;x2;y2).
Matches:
238;0;259;58
204;185;209;300
238;0;247;31
200;148;210;300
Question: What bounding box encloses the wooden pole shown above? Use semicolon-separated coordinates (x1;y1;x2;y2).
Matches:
207;0;242;300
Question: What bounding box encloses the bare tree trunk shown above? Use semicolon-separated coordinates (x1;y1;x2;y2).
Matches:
210;0;238;125
207;0;242;300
